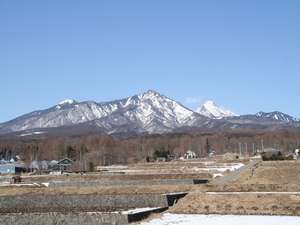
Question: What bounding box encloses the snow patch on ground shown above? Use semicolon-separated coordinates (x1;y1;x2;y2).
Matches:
42;182;50;187
213;173;224;178
122;207;160;215
206;192;300;195
139;213;300;225
192;163;244;173
0;183;41;187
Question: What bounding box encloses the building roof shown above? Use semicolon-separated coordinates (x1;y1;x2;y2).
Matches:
57;158;73;166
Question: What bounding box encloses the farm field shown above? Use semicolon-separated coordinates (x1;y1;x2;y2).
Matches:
1;157;300;224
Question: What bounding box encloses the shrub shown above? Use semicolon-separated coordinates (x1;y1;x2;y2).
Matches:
152;148;170;160
88;162;95;172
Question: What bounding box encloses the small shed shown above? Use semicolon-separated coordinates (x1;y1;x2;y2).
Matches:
53;158;73;172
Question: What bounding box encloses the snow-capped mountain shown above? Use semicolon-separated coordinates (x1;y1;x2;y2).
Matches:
255;111;299;123
196;100;237;119
0;90;204;135
224;111;300;127
0;90;299;137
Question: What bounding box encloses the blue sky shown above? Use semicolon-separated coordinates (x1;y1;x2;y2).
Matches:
1;0;300;122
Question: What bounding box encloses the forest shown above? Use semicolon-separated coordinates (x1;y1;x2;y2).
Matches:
0;130;300;168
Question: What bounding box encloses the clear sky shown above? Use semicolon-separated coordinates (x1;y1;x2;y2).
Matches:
1;0;300;122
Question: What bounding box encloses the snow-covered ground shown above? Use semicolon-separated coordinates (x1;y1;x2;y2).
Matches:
122;207;160;215
0;182;41;187
114;163;245;175
139;213;300;225
191;163;245;173
206;192;300;195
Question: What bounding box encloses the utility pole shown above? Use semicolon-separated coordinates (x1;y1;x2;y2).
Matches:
206;138;210;155
79;147;82;171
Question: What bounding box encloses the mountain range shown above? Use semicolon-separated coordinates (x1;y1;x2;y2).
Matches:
0;90;299;138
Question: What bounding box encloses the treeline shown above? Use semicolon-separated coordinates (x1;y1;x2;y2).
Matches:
0;130;300;166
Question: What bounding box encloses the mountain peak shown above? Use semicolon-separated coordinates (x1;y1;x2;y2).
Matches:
143;89;160;95
197;100;237;119
58;99;76;105
0;90;198;135
1;91;299;137
139;90;162;99
203;100;217;107
145;89;158;94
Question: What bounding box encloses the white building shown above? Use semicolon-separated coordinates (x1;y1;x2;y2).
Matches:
184;150;197;159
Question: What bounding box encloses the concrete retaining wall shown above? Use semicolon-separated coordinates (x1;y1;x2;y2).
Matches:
0;194;169;213
22;173;212;183
0;212;128;225
48;178;205;188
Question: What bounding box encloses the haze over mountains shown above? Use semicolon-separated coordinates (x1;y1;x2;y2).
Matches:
0;90;299;137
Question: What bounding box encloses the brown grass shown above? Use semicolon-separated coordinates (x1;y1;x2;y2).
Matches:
170;160;300;216
170;192;300;216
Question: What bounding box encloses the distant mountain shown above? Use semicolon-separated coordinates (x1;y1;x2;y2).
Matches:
0;90;207;135
0;90;299;137
196;100;237;119
255;111;299;123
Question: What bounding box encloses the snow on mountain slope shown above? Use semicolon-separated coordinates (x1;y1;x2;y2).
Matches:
58;99;77;105
94;90;200;133
197;100;237;119
0;91;298;136
0;90;201;135
256;111;299;123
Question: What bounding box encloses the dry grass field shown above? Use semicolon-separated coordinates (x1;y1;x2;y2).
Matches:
0;184;195;197
170;160;300;216
2;157;299;217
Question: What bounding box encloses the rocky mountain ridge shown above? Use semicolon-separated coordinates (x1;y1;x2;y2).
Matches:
0;90;299;137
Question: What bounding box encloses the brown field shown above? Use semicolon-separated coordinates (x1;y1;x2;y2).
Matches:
170;192;300;216
18;172;211;183
170;160;300;215
1;157;300;217
0;184;195;197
